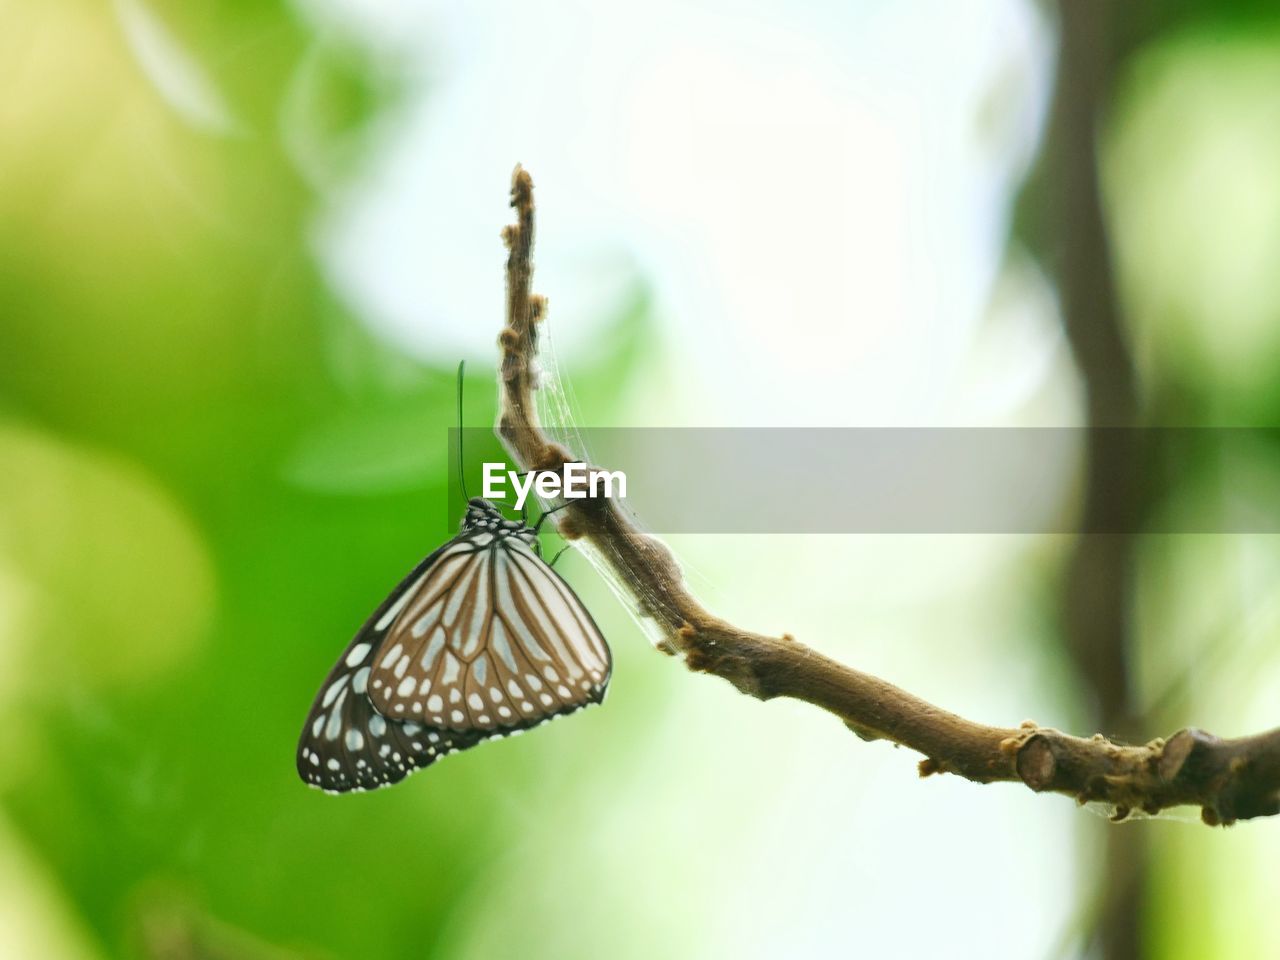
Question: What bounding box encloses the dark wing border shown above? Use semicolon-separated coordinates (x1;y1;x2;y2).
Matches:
296;537;475;792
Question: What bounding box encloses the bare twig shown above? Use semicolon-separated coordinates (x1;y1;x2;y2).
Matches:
494;165;1280;827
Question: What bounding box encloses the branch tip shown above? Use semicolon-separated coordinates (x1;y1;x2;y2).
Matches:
510;165;534;207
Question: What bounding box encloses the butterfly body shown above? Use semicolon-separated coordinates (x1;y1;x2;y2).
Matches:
297;498;611;793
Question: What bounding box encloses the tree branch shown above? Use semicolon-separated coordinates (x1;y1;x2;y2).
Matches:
494;165;1280;827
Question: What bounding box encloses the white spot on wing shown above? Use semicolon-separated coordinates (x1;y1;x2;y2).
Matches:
324;689;348;740
517;556;592;677
491;619;518;672
345;643;372;667
322;676;347;708
443;560;479;627
421;627;446;670
375;581;420;630
442;652;460;684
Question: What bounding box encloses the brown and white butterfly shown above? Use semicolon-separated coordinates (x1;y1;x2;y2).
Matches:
297;497;611;793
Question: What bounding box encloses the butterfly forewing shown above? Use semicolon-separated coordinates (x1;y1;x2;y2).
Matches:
365;518;611;734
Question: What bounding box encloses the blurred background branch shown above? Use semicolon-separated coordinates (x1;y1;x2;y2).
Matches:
1043;2;1147;958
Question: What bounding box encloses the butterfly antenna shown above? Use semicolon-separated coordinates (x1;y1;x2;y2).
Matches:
456;360;470;502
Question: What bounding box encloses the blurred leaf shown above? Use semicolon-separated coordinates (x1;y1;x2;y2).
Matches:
282;36;407;190
115;0;242;136
130;884;320;960
1106;29;1280;415
0;818;105;960
0;422;214;696
282;400;447;495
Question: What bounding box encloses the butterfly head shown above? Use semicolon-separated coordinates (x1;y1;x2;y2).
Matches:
464;497;504;525
463;497;535;543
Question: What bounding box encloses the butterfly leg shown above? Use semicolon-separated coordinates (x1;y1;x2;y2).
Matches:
532;500;574;535
531;501;575;561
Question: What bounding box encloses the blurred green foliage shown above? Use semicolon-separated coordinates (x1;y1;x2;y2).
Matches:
0;3;658;957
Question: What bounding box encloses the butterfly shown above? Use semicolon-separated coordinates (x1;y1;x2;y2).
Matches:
296;496;612;793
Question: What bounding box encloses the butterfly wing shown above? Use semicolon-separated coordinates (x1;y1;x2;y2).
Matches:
296;658;484;792
296;545;485;792
366;535;611;734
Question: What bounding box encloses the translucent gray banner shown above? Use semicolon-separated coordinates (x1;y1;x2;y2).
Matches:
447;428;1280;533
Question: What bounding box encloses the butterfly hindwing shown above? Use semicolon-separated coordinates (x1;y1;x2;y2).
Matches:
365;516;611;734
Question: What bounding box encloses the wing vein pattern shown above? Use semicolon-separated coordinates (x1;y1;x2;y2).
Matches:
297;499;611;793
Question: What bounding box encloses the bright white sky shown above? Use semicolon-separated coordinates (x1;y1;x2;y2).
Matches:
302;0;1065;427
